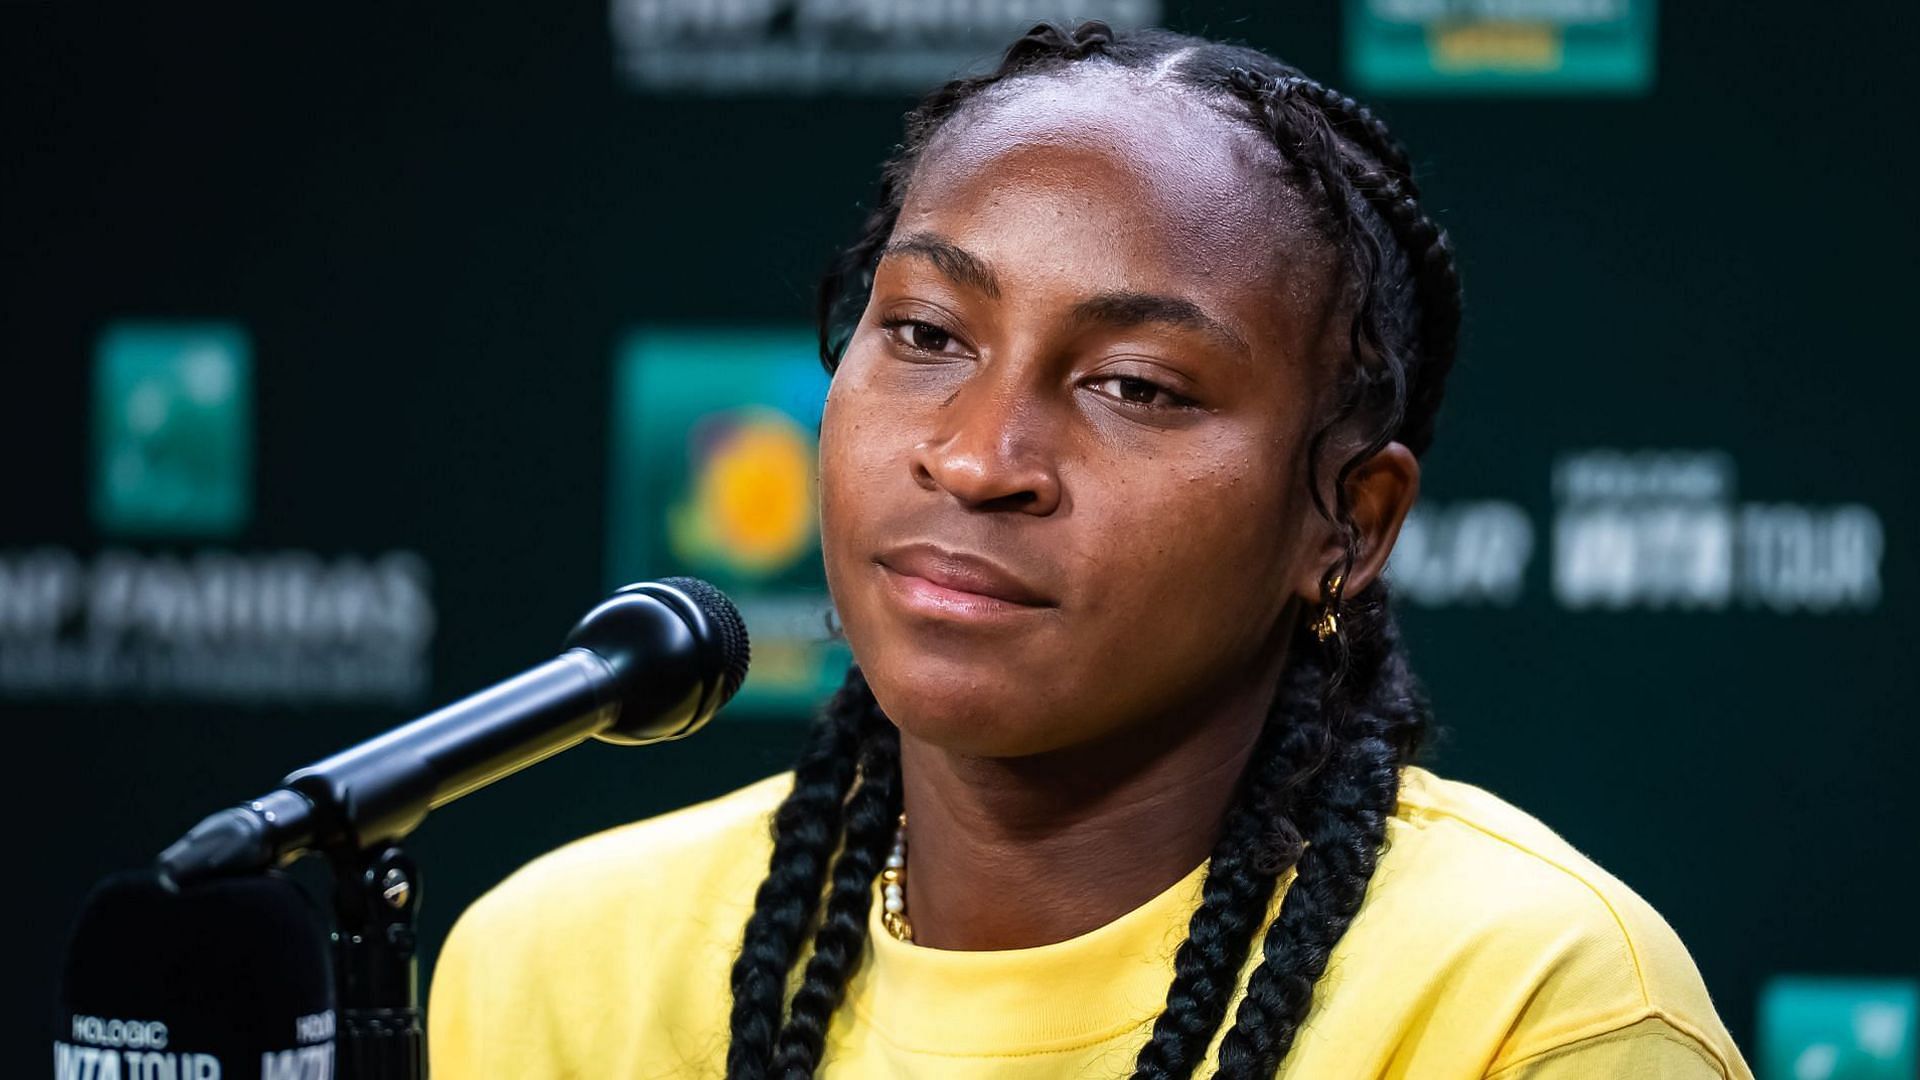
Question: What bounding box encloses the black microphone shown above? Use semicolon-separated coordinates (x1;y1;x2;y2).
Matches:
55;869;337;1080
156;577;749;888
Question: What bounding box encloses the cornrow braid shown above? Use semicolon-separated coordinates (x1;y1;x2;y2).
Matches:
723;669;881;1080
736;20;1459;1079
1004;18;1115;64
1280;78;1418;196
1131;658;1327;1079
1251;69;1400;581
1223;65;1461;465
768;724;903;1075
1215;585;1416;1078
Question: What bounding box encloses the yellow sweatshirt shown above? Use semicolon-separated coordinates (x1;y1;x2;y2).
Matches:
428;765;1753;1078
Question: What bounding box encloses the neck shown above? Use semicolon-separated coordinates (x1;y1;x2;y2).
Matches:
896;665;1282;951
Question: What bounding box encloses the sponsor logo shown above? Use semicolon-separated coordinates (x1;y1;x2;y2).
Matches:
1;319;437;707
0;549;432;703
70;1016;168;1050
256;1009;336;1079
54;1042;223;1080
53;1010;338;1079
292;1012;334;1046
612;0;1161;94
93;324;251;538
58;1015;213;1079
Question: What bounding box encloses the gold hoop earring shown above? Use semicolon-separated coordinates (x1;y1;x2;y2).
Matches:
1311;569;1345;644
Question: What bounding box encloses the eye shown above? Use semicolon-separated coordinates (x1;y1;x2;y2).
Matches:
880;317;963;357
1085;375;1198;410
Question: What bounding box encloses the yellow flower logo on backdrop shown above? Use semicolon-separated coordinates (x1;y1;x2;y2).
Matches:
668;407;817;578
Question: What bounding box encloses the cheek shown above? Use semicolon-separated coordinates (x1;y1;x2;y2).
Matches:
1067;446;1300;665
818;361;901;562
817;354;923;641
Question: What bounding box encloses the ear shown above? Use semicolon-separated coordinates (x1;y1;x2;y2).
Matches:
1292;441;1421;602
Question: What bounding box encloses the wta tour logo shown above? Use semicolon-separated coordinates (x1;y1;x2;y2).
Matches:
1551;449;1882;613
54;1009;336;1079
1382;448;1884;614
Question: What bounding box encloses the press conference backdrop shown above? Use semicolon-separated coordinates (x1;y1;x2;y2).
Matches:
5;3;1915;1076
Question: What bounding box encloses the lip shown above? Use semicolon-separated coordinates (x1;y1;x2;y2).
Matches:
875;542;1057;621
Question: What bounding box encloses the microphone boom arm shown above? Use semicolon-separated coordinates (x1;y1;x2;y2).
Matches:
155;578;748;889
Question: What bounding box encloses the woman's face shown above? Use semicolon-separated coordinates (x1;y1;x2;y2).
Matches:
820;73;1348;757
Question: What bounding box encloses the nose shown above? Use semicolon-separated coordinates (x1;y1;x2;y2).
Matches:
909;376;1062;516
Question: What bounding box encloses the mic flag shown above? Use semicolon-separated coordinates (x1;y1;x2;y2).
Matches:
55;870;336;1079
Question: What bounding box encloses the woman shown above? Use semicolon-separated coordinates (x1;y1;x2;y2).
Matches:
429;21;1753;1079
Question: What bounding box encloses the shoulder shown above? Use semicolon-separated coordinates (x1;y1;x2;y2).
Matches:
1387;766;1706;982
450;770;791;944
428;772;793;1073
1340;765;1749;1076
472;764;794;907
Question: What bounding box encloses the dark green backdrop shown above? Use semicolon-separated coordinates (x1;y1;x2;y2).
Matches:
5;3;1914;1071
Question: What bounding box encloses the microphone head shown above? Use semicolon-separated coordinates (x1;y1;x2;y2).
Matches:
566;576;751;745
657;576;750;704
55;869;337;1079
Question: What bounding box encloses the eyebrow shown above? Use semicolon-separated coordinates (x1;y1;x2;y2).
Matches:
1068;291;1251;361
880;232;1250;360
880;234;1001;298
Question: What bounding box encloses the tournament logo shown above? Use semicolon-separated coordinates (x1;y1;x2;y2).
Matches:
608;329;847;715
669;407;818;578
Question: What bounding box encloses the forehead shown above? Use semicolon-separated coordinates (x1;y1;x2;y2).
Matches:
897;70;1331;320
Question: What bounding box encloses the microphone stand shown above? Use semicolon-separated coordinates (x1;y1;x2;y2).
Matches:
147;580;749;1078
327;844;424;1080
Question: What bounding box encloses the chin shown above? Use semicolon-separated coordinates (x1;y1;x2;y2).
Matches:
861;651;1085;759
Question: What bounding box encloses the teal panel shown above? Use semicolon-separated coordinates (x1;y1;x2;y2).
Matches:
91;322;253;537
1346;0;1656;95
1759;977;1917;1080
607;328;846;717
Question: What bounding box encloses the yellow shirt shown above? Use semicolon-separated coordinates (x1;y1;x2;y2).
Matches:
428;765;1753;1078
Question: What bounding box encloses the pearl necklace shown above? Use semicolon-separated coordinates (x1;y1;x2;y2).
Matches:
880;812;912;942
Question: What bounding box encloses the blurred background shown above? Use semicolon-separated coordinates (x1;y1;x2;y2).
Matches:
5;2;1915;1076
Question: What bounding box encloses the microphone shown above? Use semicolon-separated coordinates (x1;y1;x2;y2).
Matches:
55;869;337;1080
156;577;749;888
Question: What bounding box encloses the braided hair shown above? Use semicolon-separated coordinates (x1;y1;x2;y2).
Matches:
726;20;1462;1079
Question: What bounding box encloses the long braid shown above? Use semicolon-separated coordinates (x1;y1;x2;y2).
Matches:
769;724;903;1075
723;669;883;1080
732;20;1462;1079
1130;668;1326;1079
1201;59;1449;1075
1214;585;1419;1077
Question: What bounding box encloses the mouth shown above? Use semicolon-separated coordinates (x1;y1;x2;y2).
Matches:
874;542;1057;621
